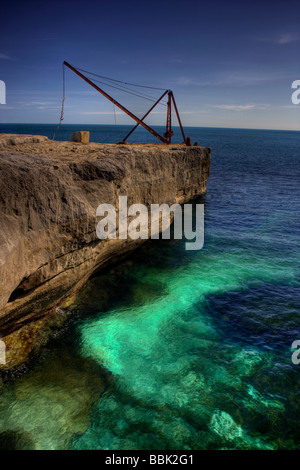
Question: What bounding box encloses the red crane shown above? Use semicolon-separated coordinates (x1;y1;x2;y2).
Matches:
62;61;187;145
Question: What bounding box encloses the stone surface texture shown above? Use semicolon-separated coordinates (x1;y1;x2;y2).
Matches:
0;136;210;368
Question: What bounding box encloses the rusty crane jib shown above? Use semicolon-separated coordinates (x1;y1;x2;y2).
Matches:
63;61;187;145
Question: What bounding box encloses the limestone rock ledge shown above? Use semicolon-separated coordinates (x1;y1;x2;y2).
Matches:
0;137;210;369
0;133;49;148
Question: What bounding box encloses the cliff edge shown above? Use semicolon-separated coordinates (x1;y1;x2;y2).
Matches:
0;135;210;368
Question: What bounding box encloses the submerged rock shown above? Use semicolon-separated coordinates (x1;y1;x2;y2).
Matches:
209;409;275;449
209;410;242;441
0;347;109;450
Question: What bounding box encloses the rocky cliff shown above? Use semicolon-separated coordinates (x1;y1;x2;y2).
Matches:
0;135;210;368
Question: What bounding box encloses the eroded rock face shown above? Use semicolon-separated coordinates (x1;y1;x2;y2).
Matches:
0;137;210;367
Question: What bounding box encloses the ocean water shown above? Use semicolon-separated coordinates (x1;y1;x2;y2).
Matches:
0;124;299;450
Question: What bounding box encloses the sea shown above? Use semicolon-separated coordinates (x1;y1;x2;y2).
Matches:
0;123;299;450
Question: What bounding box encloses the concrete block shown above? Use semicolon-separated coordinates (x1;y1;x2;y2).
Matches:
71;131;90;144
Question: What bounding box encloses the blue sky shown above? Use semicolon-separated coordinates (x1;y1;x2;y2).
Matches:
0;0;299;130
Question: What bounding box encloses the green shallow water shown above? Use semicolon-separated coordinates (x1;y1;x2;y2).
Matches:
0;127;299;449
71;242;297;450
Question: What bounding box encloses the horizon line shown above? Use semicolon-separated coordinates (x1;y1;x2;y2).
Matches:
0;123;300;132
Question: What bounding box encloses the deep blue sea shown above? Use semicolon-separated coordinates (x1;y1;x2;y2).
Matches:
0;124;299;450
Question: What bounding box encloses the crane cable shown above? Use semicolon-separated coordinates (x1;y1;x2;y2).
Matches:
52;64;65;140
113;103;118;143
73;65;166;91
53;63;168;140
87;76;168;106
71;64;168;106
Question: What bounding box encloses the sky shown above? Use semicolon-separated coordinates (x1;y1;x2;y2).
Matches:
0;0;300;130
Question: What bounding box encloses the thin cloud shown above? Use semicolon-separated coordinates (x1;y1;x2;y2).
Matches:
172;71;289;87
169;58;183;64
32;37;57;41
173;77;196;86
37;106;59;110
256;33;300;44
278;105;300;109
80;111;123;115
210;103;270;111
24;101;57;106
0;53;15;60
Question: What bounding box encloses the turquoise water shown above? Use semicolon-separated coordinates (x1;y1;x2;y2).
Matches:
0;125;299;450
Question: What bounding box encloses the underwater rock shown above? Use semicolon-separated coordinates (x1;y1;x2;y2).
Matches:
209;410;242;441
209;409;275;450
0;347;109;449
